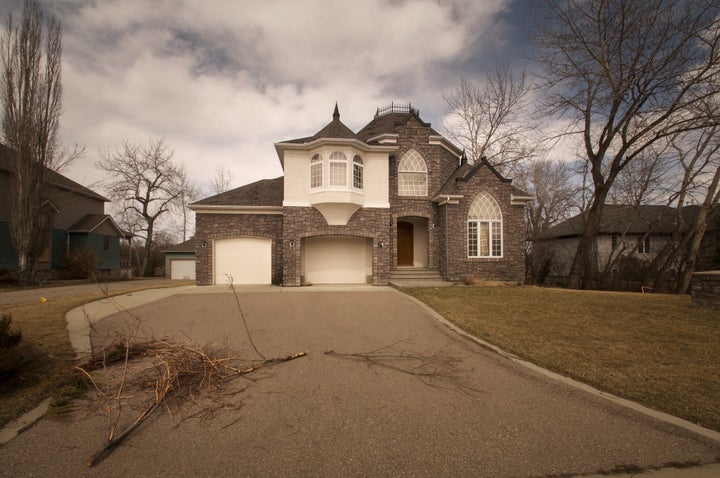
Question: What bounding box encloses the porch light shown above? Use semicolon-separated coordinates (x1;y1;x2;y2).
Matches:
289;239;296;247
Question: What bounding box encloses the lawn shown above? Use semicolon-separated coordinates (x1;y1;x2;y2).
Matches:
0;281;193;427
404;285;720;432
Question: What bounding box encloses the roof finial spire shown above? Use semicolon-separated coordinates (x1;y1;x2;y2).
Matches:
333;102;340;120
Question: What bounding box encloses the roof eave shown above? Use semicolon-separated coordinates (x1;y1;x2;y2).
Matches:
432;194;463;205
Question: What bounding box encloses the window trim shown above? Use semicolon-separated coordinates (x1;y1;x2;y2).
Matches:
398;149;428;197
328;151;348;187
467;192;503;258
352;155;363;190
310;154;323;189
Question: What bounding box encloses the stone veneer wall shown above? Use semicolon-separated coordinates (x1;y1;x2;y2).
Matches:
282;206;391;286
441;167;526;283
690;271;720;310
387;115;459;271
194;213;283;285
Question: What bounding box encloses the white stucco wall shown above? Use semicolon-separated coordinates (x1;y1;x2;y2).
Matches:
282;147;389;208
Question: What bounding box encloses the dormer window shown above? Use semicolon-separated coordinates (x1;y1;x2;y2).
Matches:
398;149;427;196
310;154;323;189
353;155;363;189
329;151;348;187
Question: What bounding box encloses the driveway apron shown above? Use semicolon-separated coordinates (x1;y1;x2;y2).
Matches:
1;287;719;477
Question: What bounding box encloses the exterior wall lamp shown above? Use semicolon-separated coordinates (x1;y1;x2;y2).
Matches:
289;239;295;247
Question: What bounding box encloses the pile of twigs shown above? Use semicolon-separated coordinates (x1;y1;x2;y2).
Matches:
79;339;305;467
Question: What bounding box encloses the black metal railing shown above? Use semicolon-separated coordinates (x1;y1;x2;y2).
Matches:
375;102;420;118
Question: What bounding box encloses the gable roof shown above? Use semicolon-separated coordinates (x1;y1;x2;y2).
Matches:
0;143;108;202
537;204;706;240
163;237;195;253
69;214;127;237
435;158;532;202
191;177;284;207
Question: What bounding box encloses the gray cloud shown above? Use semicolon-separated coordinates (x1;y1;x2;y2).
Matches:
5;0;531;196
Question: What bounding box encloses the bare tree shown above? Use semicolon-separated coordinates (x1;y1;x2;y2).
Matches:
535;0;720;289
173;166;199;242
666;122;720;292
1;1;78;284
510;158;579;283
208;164;235;195
443;65;538;169
97;138;187;276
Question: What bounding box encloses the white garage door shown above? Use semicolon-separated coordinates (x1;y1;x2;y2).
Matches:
170;259;196;280
304;236;368;284
214;237;272;285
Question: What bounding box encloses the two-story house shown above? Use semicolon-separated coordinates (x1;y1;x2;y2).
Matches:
0;144;127;277
191;103;532;286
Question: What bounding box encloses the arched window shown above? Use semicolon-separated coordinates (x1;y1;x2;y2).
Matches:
310;153;323;189
398;149;427;196
329;151;347;187
467;192;502;257
352;155;363;189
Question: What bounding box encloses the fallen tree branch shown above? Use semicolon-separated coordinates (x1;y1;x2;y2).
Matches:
84;342;307;468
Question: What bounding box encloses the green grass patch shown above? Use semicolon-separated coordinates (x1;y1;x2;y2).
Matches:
405;286;720;431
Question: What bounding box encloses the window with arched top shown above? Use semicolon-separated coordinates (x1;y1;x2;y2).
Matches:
310;154;323;189
467;192;502;257
398;149;427;196
329;151;347;187
352;155;363;189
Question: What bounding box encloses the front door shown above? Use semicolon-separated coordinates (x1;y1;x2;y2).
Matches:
397;221;414;266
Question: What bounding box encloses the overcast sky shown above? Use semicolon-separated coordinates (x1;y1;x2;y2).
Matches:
1;0;537;197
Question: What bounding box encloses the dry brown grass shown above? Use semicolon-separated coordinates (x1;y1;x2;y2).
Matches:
0;281;193;427
405;285;720;431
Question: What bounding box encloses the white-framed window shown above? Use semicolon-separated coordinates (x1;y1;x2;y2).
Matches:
329;151;347;187
310;154;323;189
353;155;363;189
637;236;651;254
467;192;502;258
398;149;427;196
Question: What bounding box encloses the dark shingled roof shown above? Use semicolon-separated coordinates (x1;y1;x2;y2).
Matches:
0;143;108;202
280;104;357;144
69;214;125;236
356;112;438;143
537;204;709;240
163;237;195;253
192;177;284;207
436;158;528;198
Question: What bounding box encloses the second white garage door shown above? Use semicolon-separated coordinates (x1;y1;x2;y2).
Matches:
170;259;196;280
303;236;369;284
214;237;272;285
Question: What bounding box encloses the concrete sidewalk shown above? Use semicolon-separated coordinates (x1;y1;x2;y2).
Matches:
1;286;719;477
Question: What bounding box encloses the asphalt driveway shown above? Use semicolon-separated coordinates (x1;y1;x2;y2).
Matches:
1;286;719;477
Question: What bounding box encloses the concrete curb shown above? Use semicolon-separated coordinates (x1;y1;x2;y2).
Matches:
398;289;720;445
0;398;51;445
65;285;198;358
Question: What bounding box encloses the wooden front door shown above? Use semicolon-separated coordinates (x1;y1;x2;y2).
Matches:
397;221;414;266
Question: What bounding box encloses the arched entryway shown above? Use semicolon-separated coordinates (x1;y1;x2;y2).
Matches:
396;217;428;268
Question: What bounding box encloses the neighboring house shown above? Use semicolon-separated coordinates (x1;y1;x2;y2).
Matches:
535;204;720;286
191;103;533;286
163;237;196;280
0;144;126;276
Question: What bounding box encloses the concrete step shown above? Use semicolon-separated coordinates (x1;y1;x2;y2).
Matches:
388;269;452;288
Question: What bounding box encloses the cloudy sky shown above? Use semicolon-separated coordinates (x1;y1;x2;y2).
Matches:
1;0;537;197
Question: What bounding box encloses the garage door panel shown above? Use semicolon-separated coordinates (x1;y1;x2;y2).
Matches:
170;259;196;280
214;238;271;285
304;236;367;284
